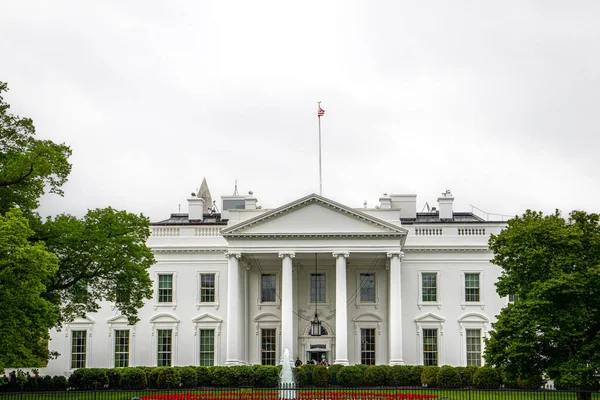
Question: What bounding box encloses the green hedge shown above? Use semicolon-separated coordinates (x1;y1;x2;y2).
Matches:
472;366;501;389
120;368;147;390
437;366;461;388
312;366;331;386
421;366;439;387
337;366;364;386
364;366;388;386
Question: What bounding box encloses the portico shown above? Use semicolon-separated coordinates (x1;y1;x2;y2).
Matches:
221;194;408;366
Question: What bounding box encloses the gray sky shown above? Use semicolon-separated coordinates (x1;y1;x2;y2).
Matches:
2;1;599;222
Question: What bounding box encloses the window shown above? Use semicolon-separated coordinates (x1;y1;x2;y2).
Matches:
158;274;173;303
422;273;437;302
199;329;215;366
261;274;276;302
114;330;129;367
200;274;215;303
261;328;277;365
360;274;376;302
157;329;172;366
71;330;87;369
465;273;480;302
508;294;520;303
223;199;245;210
423;328;438;366
466;329;482;366
360;328;376;365
311;273;326;303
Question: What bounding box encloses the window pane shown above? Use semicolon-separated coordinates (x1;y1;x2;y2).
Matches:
423;329;438;366
508;293;519;302
311;273;326;303
360;274;376;302
261;274;276;302
157;329;172;366
200;274;215;303
465;273;480;302
466;329;482;366
158;274;173;303
71;330;87;369
261;329;277;365
114;330;129;368
360;328;376;365
422;273;437;302
199;329;215;366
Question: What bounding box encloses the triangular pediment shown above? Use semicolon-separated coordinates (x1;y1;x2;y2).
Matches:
192;313;223;324
222;194;407;238
415;313;445;323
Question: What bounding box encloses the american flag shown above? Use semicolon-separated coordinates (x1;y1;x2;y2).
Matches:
318;107;325;117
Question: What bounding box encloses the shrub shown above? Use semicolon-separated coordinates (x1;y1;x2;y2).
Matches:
210;366;236;387
106;368;122;389
67;369;84;389
157;368;181;389
234;366;255;387
472;366;500;389
295;364;315;386
408;366;424;386
40;375;53;391
176;367;197;388
254;365;279;387
364;366;387;386
437;366;461;388
337;366;364;386
312;366;331;387
421;366;440;387
390;365;412;386
328;365;344;385
196;367;211;387
120;368;147;390
52;375;68;391
463;364;479;385
148;367;168;389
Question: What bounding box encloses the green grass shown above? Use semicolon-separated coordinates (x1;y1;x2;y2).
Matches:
2;389;599;400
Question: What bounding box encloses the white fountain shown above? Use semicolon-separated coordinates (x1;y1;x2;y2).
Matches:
280;348;296;399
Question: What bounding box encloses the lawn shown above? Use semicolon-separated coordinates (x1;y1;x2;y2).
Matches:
1;388;599;400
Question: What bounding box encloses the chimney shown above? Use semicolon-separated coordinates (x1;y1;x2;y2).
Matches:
188;192;205;221
379;193;392;209
437;190;454;220
245;191;258;209
390;194;417;219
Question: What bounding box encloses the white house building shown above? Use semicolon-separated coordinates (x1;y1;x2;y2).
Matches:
45;180;510;375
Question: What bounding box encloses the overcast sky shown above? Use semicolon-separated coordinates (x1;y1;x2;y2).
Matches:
2;1;599;222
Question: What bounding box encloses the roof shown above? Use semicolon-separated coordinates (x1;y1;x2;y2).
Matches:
401;212;503;224
152;213;227;226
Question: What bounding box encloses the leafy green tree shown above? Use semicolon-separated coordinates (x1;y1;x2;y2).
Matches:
0;82;71;215
0;82;155;366
0;209;59;368
485;210;600;397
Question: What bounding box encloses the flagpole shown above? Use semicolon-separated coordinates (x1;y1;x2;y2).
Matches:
318;101;322;196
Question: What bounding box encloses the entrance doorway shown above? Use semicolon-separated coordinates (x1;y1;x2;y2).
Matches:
306;349;328;364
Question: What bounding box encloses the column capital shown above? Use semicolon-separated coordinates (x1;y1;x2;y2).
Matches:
386;251;405;261
332;252;350;259
225;251;242;259
278;252;296;259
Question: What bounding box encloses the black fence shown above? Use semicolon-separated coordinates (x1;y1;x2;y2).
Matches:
1;386;599;400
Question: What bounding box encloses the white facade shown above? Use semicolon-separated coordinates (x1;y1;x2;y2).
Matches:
45;188;508;375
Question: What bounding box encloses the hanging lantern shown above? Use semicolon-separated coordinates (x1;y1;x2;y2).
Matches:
310;313;322;337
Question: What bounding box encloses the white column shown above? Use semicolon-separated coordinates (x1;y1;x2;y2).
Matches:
333;252;350;366
387;251;405;365
279;252;295;362
225;252;242;365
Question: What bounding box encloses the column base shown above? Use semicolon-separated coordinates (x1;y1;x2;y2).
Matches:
388;359;405;366
333;359;350;366
224;359;245;366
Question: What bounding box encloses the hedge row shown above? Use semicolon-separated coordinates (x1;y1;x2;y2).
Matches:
0;371;68;392
57;364;543;390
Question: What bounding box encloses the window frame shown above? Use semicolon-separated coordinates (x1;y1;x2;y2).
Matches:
193;313;223;366
150;313;179;366
64;316;94;371
352;313;382;365
107;315;135;368
360;328;377;365
257;270;281;309
154;271;177;310
156;329;173;367
465;328;482;366
198;329;216;366
354;270;380;308
196;271;220;310
414;312;445;366
460;270;485;309
71;330;88;369
458;312;489;366
113;329;130;368
417;270;442;310
261;328;278;366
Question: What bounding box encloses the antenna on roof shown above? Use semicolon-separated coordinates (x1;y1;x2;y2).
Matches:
233;179;239;195
178;204;181;213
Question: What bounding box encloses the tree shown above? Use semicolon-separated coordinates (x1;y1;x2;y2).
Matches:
485;210;600;397
0;82;155;367
0;209;60;368
35;207;154;325
0;82;72;215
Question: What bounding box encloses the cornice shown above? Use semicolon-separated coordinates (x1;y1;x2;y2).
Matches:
403;246;490;253
152;247;228;254
224;232;404;239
